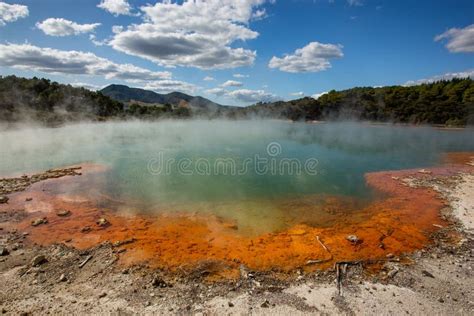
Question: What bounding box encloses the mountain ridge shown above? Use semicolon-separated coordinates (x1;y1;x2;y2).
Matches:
100;84;227;111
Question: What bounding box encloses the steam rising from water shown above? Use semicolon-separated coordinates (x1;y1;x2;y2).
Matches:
2;120;474;235
1;119;474;203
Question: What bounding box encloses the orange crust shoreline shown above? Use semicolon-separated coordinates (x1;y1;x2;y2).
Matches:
1;153;472;279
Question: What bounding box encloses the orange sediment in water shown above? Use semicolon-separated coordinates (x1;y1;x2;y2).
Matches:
442;152;474;165
1;158;472;278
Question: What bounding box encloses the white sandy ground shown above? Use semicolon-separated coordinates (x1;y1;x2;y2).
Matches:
2;254;472;315
1;168;473;315
449;174;474;232
201;280;464;316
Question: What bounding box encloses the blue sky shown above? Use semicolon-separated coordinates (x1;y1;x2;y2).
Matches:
0;0;473;106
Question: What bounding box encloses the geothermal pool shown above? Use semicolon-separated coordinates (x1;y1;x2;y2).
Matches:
1;120;474;274
1;120;474;235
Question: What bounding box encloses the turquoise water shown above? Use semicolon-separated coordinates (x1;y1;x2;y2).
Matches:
1;120;474;207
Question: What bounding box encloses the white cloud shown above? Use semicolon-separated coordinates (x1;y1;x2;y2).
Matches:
203;76;215;81
435;24;474;53
112;25;123;33
227;89;280;103
347;0;363;6
0;43;208;95
0;43;172;83
70;82;103;91
36;18;100;36
143;80;198;94
220;80;243;87
290;92;305;97
109;0;271;69
269;41;343;73
312;91;328;99
205;87;227;96
252;8;267;20
97;0;135;16
89;34;107;46
233;73;249;78
206;86;279;104
0;1;28;26
404;69;474;86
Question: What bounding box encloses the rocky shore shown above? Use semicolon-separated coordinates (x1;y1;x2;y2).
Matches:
0;161;473;315
0;167;82;196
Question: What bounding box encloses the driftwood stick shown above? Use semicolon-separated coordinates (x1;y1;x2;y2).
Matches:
316;235;329;252
79;255;93;268
342;263;348;275
306;258;332;265
335;261;360;296
19;267;32;277
335;262;341;295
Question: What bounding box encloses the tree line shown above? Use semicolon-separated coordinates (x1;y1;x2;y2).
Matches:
0;75;189;125
0;75;472;126
230;78;474;126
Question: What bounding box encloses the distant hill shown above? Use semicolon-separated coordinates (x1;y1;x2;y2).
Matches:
101;84;226;112
0;76;193;125
0;75;124;125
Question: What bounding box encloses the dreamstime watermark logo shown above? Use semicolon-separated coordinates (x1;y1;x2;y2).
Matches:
147;142;319;176
266;142;282;157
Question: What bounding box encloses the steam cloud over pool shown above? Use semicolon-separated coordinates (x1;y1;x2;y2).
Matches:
1;120;474;235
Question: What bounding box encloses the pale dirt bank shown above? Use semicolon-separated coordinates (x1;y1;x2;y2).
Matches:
0;168;473;315
448;174;474;232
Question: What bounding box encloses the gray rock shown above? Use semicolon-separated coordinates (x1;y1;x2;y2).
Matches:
421;270;435;278
31;217;48;227
56;210;71;217
31;255;47;266
0;196;9;204
151;276;167;288
346;235;360;244
96;218;109;227
387;268;399;278
112;238;136;247
239;264;249;279
261;300;270;308
0;247;9;256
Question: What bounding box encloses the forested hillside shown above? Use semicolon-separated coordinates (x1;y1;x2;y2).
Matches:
1;76;473;126
0;76;190;125
0;76;124;124
101;84;224;112
231;78;474;126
